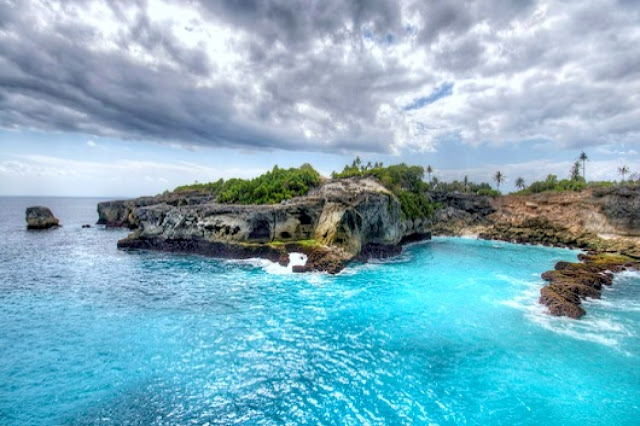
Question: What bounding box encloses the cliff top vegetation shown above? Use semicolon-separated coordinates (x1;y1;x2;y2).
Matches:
171;158;508;220
173;163;321;205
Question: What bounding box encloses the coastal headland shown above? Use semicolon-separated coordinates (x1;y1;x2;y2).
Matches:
98;164;640;319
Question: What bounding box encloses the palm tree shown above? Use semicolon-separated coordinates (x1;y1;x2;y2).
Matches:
493;171;505;190
431;176;439;189
579;151;588;180
515;177;526;190
618;165;630;182
463;175;469;193
570;161;581;181
426;165;433;182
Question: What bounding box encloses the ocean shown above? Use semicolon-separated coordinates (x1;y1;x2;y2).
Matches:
1;197;639;425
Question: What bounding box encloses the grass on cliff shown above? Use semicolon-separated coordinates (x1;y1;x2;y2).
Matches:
515;174;626;195
173;164;321;205
332;160;438;220
268;239;322;248
516;174;587;194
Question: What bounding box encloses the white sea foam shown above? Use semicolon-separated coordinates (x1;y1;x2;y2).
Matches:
585;297;640;313
529;314;623;348
220;252;309;275
616;269;640;280
262;252;308;275
222;257;272;269
498;273;635;350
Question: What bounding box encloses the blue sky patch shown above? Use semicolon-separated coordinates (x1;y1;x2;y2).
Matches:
404;83;454;111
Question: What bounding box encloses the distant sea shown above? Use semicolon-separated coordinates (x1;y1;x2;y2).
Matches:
1;196;639;425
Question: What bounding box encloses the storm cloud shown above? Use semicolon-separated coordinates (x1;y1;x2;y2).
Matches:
0;0;639;154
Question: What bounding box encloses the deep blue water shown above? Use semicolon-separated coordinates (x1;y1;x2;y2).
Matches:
1;197;639;425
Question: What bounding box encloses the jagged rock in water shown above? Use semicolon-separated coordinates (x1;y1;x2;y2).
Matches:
538;253;638;319
26;206;60;230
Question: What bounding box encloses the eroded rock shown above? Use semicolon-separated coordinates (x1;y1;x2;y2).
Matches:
25;206;59;230
538;253;639;319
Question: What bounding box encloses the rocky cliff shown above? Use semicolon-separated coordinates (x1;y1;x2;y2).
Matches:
431;186;640;241
430;192;495;236
488;186;640;239
112;178;431;273
97;192;216;228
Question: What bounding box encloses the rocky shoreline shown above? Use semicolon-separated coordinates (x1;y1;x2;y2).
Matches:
430;186;640;319
100;183;640;319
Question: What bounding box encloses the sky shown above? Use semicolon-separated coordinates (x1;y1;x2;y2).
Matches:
0;0;639;197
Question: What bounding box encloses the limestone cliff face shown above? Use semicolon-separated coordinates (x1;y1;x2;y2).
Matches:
593;186;640;236
430;192;495;235
488;186;640;240
97;192;216;228
114;178;431;273
430;186;640;242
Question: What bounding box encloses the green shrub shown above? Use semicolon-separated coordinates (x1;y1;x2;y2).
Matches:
477;188;501;197
173;164;321;205
435;180;497;195
518;174;587;194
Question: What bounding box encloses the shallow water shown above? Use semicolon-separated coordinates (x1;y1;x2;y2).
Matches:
1;197;639;425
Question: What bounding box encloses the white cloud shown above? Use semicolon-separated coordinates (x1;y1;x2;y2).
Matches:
0;154;266;196
1;0;638;155
435;158;640;192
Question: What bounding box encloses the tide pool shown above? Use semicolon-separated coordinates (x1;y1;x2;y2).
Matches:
0;197;639;425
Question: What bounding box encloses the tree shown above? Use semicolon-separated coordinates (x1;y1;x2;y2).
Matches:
515;177;526;190
493;171;505;190
426;165;433;182
618;165;630;182
463;175;469;193
570;161;581;181
579;151;588;180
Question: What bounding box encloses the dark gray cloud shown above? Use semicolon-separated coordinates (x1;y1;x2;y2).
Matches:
0;0;639;154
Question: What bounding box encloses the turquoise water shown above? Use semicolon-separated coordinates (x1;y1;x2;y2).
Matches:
1;197;639;425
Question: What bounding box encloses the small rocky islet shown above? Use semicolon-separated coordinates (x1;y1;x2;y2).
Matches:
96;172;640;320
25;206;60;230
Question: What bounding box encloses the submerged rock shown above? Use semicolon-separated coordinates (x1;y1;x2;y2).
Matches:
25;206;60;230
